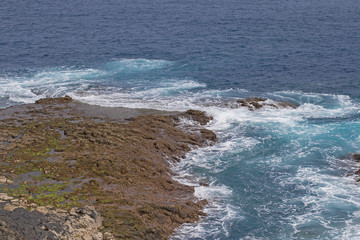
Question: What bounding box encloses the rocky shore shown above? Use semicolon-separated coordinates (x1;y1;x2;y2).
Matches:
0;97;217;240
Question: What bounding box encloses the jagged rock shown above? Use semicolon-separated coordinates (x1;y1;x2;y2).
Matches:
181;109;214;125
236;97;297;111
215;97;297;111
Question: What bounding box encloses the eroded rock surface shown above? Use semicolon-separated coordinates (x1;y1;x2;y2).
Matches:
0;97;217;239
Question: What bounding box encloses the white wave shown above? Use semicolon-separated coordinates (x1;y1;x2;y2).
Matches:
32;68;104;84
171;131;257;239
171;176;240;240
297;102;357;119
0;67;103;106
105;58;172;72
70;78;207;110
0;59;175;107
172;201;243;240
201;94;359;136
286;166;360;239
269;91;359;118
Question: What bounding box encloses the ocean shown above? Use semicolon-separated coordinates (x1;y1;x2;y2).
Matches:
1;0;360;239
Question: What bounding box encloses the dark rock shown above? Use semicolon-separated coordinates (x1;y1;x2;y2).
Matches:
352;154;360;161
0;207;57;240
236;97;297;111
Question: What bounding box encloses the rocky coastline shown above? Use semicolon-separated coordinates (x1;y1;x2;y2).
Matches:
0;97;217;240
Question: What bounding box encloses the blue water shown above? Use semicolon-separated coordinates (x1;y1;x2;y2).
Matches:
1;0;360;239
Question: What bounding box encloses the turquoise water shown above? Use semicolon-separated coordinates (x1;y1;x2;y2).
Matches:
1;0;360;239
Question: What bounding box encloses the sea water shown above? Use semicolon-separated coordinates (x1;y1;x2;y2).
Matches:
1;0;360;239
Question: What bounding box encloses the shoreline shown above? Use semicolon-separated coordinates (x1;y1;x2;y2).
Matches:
0;97;217;239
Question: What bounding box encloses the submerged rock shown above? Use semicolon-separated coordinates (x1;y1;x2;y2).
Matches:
0;97;217;239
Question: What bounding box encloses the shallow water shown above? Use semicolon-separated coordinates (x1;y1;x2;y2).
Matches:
1;0;360;239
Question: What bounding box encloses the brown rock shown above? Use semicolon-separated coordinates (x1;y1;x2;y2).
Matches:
35;95;73;104
0;97;217;240
182;109;214;125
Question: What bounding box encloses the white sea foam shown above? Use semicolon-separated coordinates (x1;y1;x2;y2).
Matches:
105;58;172;72
0;59;174;108
269;91;359;119
169;90;360;239
0;67;102;107
171;180;240;240
70;78;207;110
285;166;360;239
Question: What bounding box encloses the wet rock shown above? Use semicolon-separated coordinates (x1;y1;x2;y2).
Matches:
277;101;297;109
181;109;214;125
236;97;297;111
214;97;297;111
200;129;218;142
340;154;360;181
352;154;360;162
237;97;266;110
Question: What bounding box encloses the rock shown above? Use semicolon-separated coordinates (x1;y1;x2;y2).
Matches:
352;154;360;161
0;203;104;240
277;101;297;109
103;232;115;240
210;97;298;111
199;179;209;187
0;97;217;240
0;218;24;240
200;129;218;142
35;95;73;105
182;109;214;125
237;97;266;110
236;97;297;111
341;154;360;182
0;176;13;184
0;193;13;201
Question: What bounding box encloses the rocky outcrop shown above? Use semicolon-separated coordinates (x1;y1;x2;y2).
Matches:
178;110;214;125
35;95;73;105
0;97;217;239
218;97;297;111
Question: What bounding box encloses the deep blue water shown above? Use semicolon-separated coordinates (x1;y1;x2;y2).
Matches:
1;0;360;239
